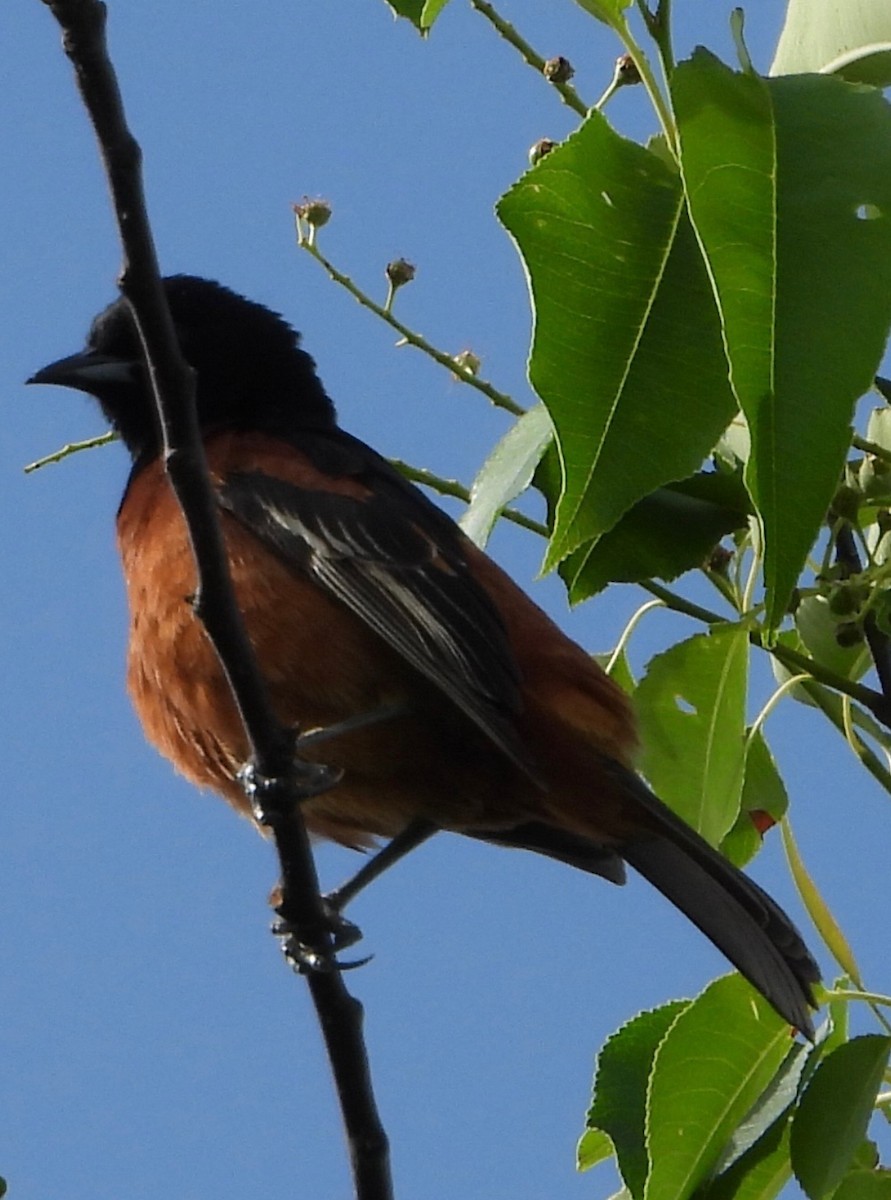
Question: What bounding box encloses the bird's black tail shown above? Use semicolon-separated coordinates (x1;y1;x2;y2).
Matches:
479;760;820;1037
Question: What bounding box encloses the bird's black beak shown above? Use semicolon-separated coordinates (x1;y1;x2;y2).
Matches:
27;349;138;394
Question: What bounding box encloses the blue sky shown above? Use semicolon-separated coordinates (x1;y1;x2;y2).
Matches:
1;3;887;1198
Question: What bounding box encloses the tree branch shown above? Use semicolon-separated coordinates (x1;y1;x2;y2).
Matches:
468;0;590;118
40;3;392;1196
296;225;524;417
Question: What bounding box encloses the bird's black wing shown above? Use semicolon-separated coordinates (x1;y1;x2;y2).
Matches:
218;454;538;781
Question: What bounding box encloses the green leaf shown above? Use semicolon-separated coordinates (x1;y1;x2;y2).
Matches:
571;0;632;28
702;1034;820;1199
795;595;871;682
790;1035;891;1199
584;1000;689;1198
645;975;795;1200
721;730;789;868
577;1125;615;1172
420;0;450;28
562;470;751;601
771;0;891;87
383;0;425;26
833;1169;891;1200
459;404;552;548
781;819;862;986
762;74;891;622
716;1042;811;1173
673;55;891;625
383;0;449;29
701;1111;793;1200
635;627;749;845
597;646;636;694
497;114;736;572
672;53;776;424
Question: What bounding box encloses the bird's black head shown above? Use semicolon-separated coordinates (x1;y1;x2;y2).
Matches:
28;275;337;462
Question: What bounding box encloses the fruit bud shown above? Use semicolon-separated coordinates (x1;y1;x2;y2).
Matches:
452;349;482;377
385;258;416;290
615;54;641;85
543;56;575;84
528;138;557;166
293;196;332;229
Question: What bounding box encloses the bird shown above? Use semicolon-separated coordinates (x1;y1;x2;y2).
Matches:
28;274;820;1035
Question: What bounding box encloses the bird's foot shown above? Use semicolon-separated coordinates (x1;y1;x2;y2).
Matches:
272;898;370;975
239;758;341;826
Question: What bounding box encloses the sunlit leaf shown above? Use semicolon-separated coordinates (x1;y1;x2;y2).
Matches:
583;1000;688;1197
673;54;891;625
577;1125;615;1172
771;0;891;86
781;819;862;986
635;627;749;845
646;975;794;1199
460;405;552;548
498;114;736;572
571;0;632;28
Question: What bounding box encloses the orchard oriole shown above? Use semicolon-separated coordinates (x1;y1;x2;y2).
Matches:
29;275;820;1034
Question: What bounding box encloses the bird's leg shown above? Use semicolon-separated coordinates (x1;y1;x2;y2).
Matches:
273;821;438;955
326;818;438;915
296;700;410;749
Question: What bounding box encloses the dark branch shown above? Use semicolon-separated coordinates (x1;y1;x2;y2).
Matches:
40;3;392;1196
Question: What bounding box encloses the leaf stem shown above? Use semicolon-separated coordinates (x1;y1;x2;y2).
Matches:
638;579;729;625
606;598;664;675
637;0;674;73
747;674;812;744
296;231;525;418
824;989;891;1009
468;0;590;119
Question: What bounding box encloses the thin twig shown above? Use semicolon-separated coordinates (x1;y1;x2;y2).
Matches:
390;459;548;537
40;3;392;1196
468;0;589;118
24;429;118;473
296;231;524;417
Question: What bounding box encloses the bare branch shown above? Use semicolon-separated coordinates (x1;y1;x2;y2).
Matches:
39;2;393;1195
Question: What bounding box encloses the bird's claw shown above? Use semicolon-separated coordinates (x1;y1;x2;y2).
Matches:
239;759;342;826
275;927;373;975
272;899;370;975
